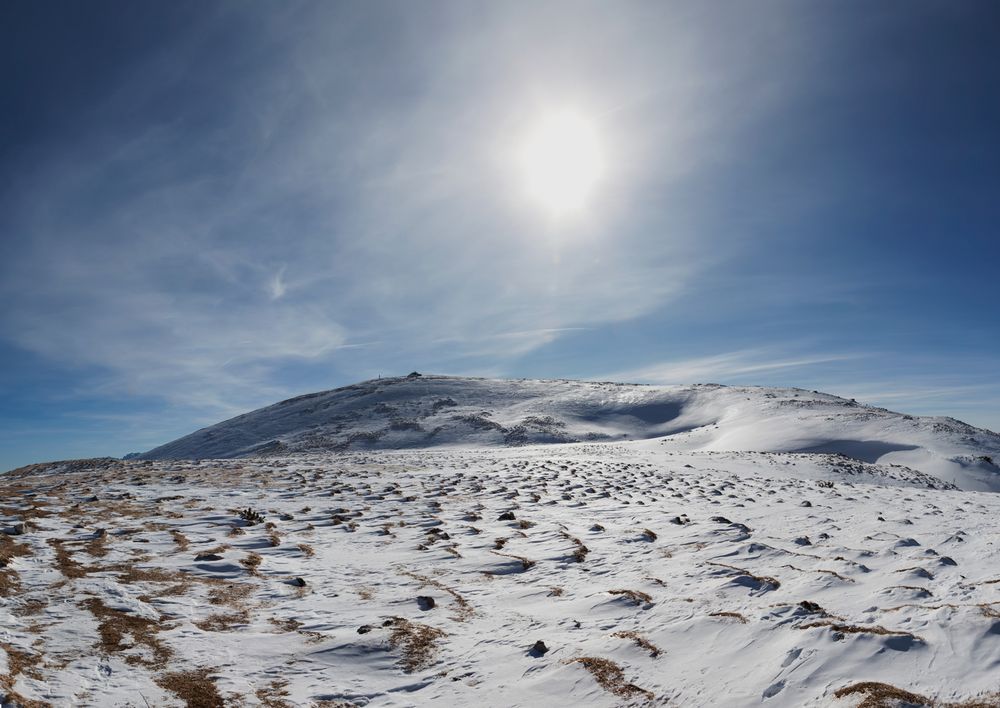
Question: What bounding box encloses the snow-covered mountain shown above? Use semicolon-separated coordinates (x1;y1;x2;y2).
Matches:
6;375;1000;706
139;374;1000;491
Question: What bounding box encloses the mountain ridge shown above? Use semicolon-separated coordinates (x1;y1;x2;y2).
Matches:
135;374;1000;491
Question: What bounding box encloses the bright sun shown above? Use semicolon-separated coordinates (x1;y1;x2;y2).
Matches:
517;111;604;217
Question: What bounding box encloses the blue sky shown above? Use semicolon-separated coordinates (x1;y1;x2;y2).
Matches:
2;1;999;470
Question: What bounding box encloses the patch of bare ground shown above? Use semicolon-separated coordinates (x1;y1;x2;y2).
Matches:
114;564;192;588
155;668;225;708
1;642;44;685
568;657;654;700
401;570;473;621
195;610;250;632
207;581;256;608
0;534;33;566
240;552;263;575
611;630;662;657
1;504;51;522
386;617;446;672
0;652;48;708
0;569;21;597
82;532;109;558
81;597;173;667
834;682;934;707
800;621;921;641
12;598;47;617
46;538;90;579
255;678;293;708
86;499;154;522
608;589;653;606
268;617;303;633
709;611;748;623
170;530;191;552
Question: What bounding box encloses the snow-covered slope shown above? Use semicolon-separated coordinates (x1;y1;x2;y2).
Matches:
139;375;1000;491
4;448;1000;707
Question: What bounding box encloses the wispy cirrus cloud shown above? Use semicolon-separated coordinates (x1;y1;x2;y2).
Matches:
1;1;809;417
609;349;868;386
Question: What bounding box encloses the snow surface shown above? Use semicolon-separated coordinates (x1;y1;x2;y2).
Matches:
3;377;1000;707
139;375;1000;492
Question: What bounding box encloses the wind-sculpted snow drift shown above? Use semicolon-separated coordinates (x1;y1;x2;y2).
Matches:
140;375;1000;491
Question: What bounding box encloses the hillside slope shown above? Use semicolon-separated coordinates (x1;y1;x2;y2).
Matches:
138;375;1000;491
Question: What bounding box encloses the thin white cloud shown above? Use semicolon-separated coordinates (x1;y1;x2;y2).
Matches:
611;349;867;385
0;2;825;419
267;265;287;301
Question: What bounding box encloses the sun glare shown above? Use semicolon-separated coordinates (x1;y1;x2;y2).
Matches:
518;111;604;217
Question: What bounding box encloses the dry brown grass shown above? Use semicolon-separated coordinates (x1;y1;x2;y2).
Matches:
156;667;225;707
401;570;473;621
782;563;854;582
0;642;50;708
268;617;303;633
568;657;654;700
611;630;662;657
386;617;446;672
240;552;263;575
170;530;191;552
12;598;47;617
835;682;1000;708
46;538;90;579
0;642;44;681
0;534;33;566
710;611;748;623
800;620;921;641
115;564;191;586
834;682;930;707
81;597;172;667
0;569;21;597
0;641;47;708
207;581;256;608
82;532;110;558
489;550;535;571
559;530;589;562
705;561;781;588
608;589;654;606
255;678;294;708
195;611;250;632
297;543;315;558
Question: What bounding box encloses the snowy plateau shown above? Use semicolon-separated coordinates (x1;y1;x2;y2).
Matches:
3;375;1000;707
